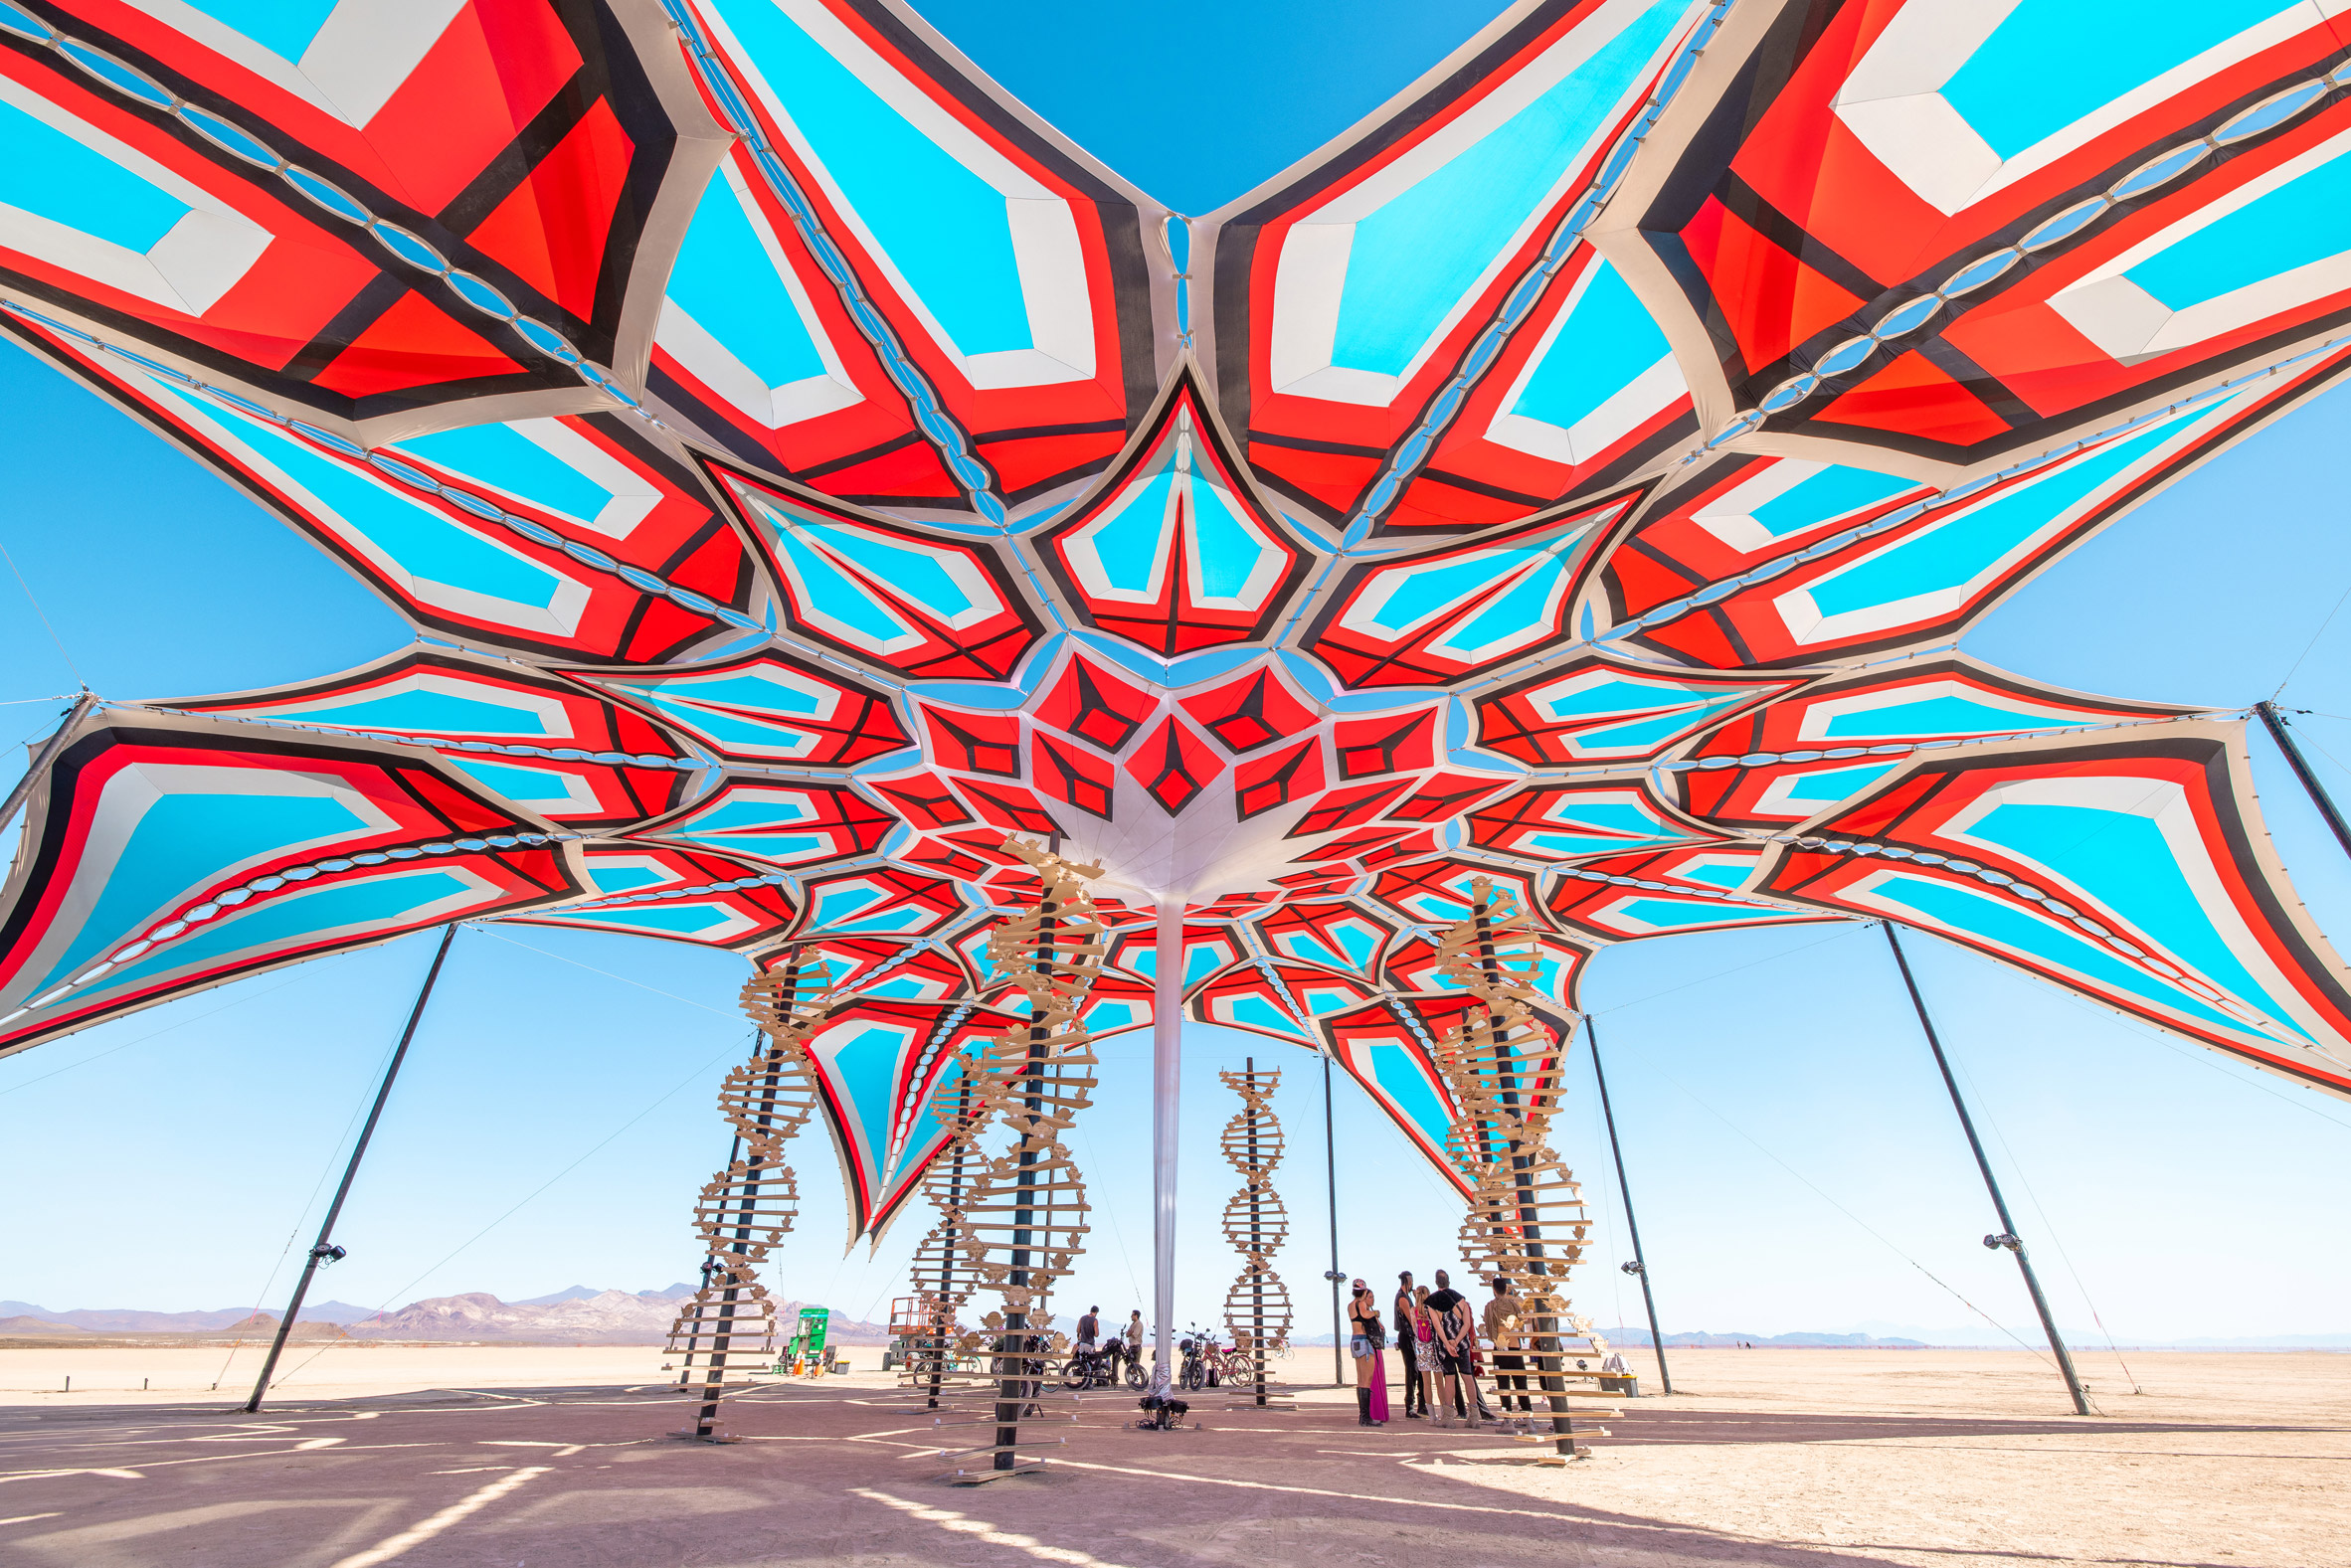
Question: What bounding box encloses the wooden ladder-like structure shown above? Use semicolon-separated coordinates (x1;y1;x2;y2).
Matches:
667;956;829;1441
899;1049;995;1410
1430;878;1603;1462
1217;1061;1293;1408
889;840;1107;1481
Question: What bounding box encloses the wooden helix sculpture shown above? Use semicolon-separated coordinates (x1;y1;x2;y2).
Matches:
900;1050;998;1405
1559;1307;1618;1368
665;956;830;1441
895;839;1107;1477
1217;1062;1293;1405
1429;878;1593;1460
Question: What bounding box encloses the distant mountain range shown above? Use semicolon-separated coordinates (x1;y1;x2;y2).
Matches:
0;1287;893;1344
9;1295;2342;1350
0;1300;390;1332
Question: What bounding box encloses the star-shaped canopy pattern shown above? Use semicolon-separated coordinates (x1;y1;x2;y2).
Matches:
6;0;2351;1236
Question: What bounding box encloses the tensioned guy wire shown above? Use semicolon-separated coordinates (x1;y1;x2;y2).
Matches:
1586;926;1866;1018
0;537;86;687
215;1000;399;1391
1637;1052;2077;1378
1931;937;2351;1136
473;930;744;1016
1943;1041;2144;1396
271;1025;759;1391
2284;717;2351;791
0;950;359;1099
2272;580;2351;699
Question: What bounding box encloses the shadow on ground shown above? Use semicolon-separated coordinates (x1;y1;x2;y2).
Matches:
0;1381;2315;1568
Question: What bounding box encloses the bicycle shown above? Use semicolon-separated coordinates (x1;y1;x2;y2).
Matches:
1218;1339;1273;1385
1176;1326;1227;1391
990;1333;1053;1416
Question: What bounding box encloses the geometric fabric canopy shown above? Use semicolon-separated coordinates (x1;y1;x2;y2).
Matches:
5;0;2351;1242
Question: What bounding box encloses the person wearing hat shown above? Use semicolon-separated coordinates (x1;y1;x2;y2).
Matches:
1347;1279;1387;1426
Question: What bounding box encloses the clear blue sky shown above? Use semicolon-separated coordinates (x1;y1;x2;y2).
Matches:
4;3;2350;1382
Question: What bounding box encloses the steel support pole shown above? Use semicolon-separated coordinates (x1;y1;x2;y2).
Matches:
2257;702;2351;862
1323;1048;1342;1387
1150;902;1182;1385
1585;1016;1672;1394
1;691;96;830
1882;922;2089;1417
246;923;456;1412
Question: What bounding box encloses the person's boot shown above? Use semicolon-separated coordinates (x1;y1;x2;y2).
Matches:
1356;1388;1372;1427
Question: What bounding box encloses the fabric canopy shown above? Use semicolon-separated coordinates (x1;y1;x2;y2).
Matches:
6;0;2351;1235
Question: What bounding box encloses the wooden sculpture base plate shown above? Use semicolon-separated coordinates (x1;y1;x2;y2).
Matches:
669;1426;743;1444
950;1460;1048;1484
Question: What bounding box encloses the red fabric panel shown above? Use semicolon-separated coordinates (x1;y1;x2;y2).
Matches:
805;441;960;504
464;96;634;321
1681;196;1864;377
1813;350;2011;445
1247;440;1374;516
310;290;520;398
977;431;1121;495
370;2;581;216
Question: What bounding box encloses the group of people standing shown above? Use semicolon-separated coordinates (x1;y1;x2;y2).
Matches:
1345;1270;1538;1428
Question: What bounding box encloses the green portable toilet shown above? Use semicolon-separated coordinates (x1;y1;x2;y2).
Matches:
794;1307;828;1363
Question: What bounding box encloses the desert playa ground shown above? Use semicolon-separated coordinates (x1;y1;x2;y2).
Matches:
0;1346;2341;1566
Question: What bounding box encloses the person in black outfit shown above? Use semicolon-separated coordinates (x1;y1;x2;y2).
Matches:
1392;1271;1421;1418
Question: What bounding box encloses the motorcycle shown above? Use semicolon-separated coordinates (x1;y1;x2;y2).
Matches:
1060;1342;1121;1390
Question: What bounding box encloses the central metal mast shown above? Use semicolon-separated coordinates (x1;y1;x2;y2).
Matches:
1150;902;1182;1384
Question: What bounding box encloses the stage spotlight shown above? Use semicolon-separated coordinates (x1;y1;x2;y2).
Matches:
1982;1233;2021;1252
1620;1261;1645;1276
309;1244;347;1266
